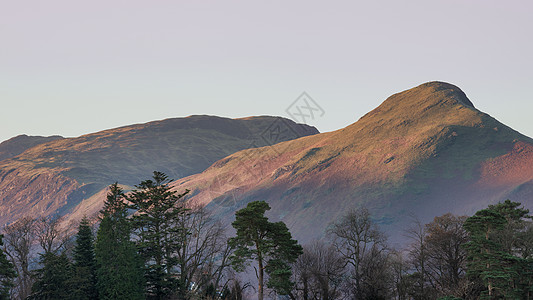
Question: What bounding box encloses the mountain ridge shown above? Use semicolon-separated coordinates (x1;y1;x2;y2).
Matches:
170;82;533;244
0;115;318;226
0;134;64;162
2;82;532;247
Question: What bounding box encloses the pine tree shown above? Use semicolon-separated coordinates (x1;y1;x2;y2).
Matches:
488;200;533;299
0;234;16;300
464;208;512;299
488;200;531;255
463;201;533;299
229;201;302;300
71;217;98;300
95;183;144;300
30;252;74;300
127;171;189;299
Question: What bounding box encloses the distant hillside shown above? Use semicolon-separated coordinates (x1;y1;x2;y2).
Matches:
0;135;64;161
0;115;318;226
170;82;533;245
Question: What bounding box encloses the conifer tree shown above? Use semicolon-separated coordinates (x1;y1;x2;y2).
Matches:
229;201;302;300
30;252;74;300
71;217;98;300
127;171;189;299
464;208;512;299
488;200;533;298
0;234;16;300
488;200;531;256
464;201;533;299
95;183;144;300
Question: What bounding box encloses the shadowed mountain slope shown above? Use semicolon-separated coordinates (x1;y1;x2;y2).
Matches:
0;135;64;162
0;115;318;226
171;82;533;244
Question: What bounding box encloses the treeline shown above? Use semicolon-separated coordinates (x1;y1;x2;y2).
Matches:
0;171;532;300
289;200;533;300
0;172;238;300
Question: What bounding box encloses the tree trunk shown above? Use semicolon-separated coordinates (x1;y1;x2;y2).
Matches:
258;257;264;300
302;276;308;300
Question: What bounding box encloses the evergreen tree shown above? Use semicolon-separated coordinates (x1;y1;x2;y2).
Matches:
464;201;533;299
488;199;531;256
229;201;302;300
464;208;512;299
0;234;16;300
488;200;533;299
30;252;74;300
127;171;189;299
71;217;98;300
95;183;144;300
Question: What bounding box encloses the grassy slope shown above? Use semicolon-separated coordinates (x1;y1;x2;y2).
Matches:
172;82;533;244
0;115;318;226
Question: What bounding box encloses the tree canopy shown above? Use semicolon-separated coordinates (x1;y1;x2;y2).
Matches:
229;200;302;300
127;171;190;299
72;217;98;300
95;183;144;300
464;200;533;299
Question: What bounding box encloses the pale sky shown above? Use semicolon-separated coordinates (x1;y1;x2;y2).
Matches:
1;1;532;143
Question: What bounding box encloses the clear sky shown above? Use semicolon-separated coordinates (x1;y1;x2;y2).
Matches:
1;1;532;143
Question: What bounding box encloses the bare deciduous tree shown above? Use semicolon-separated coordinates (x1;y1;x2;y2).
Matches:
388;250;410;300
405;214;469;299
327;207;388;299
3;217;36;300
405;217;435;300
425;213;469;298
174;202;233;299
35;215;69;255
292;240;345;300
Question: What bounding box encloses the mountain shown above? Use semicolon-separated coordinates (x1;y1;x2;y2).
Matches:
0;135;64;162
0;115;318;226
171;82;533;245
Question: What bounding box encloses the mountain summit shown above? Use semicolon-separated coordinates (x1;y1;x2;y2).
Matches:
2;82;532;246
171;82;533;244
378;81;475;110
0;134;64;162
